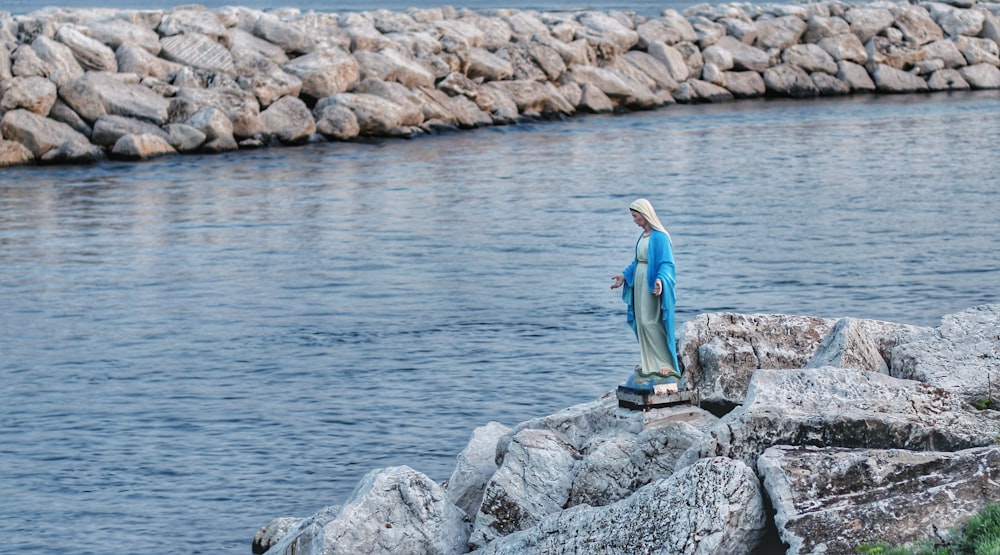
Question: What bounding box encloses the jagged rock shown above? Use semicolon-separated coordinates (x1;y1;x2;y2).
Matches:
0;108;93;157
865;36;924;71
722;70;766;97
927;67;971;90
755;15;808;50
229;28;289;66
636;18;686;47
111;132;176;160
647;41;690;82
55;25;116;72
0;139;34;166
263;466;468;555
1;44;11;81
718;17;757;45
341;14;393;52
804;317;888;372
781;43;838;74
678;312;836;410
523;41;566;82
702;44;735;71
58;71;170;125
353;79;425;126
28;35;84;86
893;5;945;46
810;71;850;94
1;75;57;115
701;62;725;85
39;136;103;164
920;38;968;69
201;134;239;153
471;457;767;555
843;7;895;43
760;445;1000;555
765;64;820;96
713;35;772;72
677;368;1000;472
354;48;435;89
252;12;315;55
159;33;235;74
467;47;514;81
435;18;485;50
622;50;678;91
659;10;699;44
283;49;360;100
162;122;206;152
983;11;1000;42
837;60;877;91
871;63;930;92
956;35;1000;65
802;15;850;43
576;82;615;112
48;98;92;136
675;40;705;76
565;64;652;104
496;43;545;82
503;11;550;41
259;95;315;144
445;421;510;519
689;16;727;48
252;516;300;555
929;3;985;37
175;86;262;139
77;18;161;55
116;44;183;80
185;106;234;143
817;32;868;64
157;7;230;48
674;78;735;103
314;93;408;135
91;114;169;147
232;48;302;107
313;100;361;140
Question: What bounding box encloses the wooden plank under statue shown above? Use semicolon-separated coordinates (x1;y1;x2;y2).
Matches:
616;368;695;410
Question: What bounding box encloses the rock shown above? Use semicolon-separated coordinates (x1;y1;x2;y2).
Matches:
498;43;546;82
353;79;425;126
722;70;766;97
802;15;850;43
647;41;690;82
486;80;575;115
701;62;725;85
264;466;468;555
984;11;1000;42
837;60;877;91
354;48;435;89
764;63;820;97
576;83;614;113
702;44;735;71
467;47;514;81
1;75;57;115
759;445;1000;555
252;516;301;555
956;35;1000;65
185;106;234;143
77;18;161;55
283;49;360;100
893;5;944;46
675;40;705;76
689;15;726;48
843;7;895;43
314;93;408;135
892;304;1000;402
718;17;757;45
577;11;639;54
754;15;808;50
871;63;930;92
259;95;315;144
175;86;262;139
0;139;34;166
678;312;836;412
635;18;687;47
59;71;170;125
920;38;968;69
927;68;971;90
471;457;767;555
55;25;116;72
91;114;169;147
445;421;511;518
252;12;315;55
523;42;566;82
565;64;652;103
48;98;92;136
817;32;868;64
39;136;103;164
810;71;851;95
29;35;84;86
622;50;678;91
159;33;235;74
677;368;1000;472
930;3;985;37
0;108;93;158
232;48;302;107
865;36;924;71
674;78;735;103
658;10;699;44
713;35;772;72
116;44;183;80
1;44;11;81
781;43;838;74
804;317;888;373
313;101;361;140
157;6;230;48
162;122;206;152
111;132;176;160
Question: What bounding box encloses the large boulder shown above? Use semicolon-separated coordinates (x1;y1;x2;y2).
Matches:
259;95;315;144
959;63;1000;88
760;445;1000;555
1;75;57;115
893;5;944;46
55;25;117;72
116;44;183;80
804;317;888;373
781;43;838;74
110;132;176;160
843;7;895;43
871;63;930;92
0;139;34;166
754;15;808;50
353;48;435;88
764;63;820;96
232;48;302;107
175;86;262;139
817;32;868;64
314;93;408;135
445;421;511;519
712;35;772;72
28;35;84;86
58;71;170;125
0;108;94;158
159;33;235;74
283;49;360;100
91;114;169;147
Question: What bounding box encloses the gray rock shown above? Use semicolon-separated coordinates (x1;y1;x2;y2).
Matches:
503;11;550;41
110;132;176;160
159;33;235;74
782;42;838;74
837;60;877;91
647;41;690;82
445;421;510;519
576;82;615;113
635;18;687;47
116;44;183;80
689;15;726;48
232;48;302;107
865;36;924;71
722;70;766;97
718;17;758;44
871;63;930;92
283;49;360;100
313;99;361;140
843;7;895;43
921;38;968;69
230;28;288;66
1;75;56;115
523;41;566;82
162;122;206;152
29;35;84;86
760;445;1000;555
817;32;868;64
702;43;735;71
713;35;772;72
265;466;467;555
893;5;944;46
929;3;985;37
927;67;971;90
983;11;1000;42
434;18;485;50
314;93;408;135
252;516;301;555
565;64;651;102
956;35;1000;65
353;48;434;89
176;86;262;139
701;61;725;85
674;40;705;75
471;457;767;555
764;63;820;97
0;108;93;157
802;15;850;43
39;136;103;164
77;18;161;55
673;78;735;103
185;106;234;142
805;317;888;372
157;7;230;48
577;11;639;54
467;47;514;81
0;139;34;166
810;71;851;95
486;80;576;115
59;71;170;125
259;95;315;144
494;44;543;82
658;10;698;44
678;367;1000;472
252;12;315;55
91;114;169;147
353;79;425;126
0;44;11;81
55;25;116;72
48;98;92;136
754;15;807;50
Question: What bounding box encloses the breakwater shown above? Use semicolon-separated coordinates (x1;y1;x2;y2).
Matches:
1;0;999;166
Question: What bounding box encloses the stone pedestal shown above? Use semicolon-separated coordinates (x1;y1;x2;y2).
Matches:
617;384;694;410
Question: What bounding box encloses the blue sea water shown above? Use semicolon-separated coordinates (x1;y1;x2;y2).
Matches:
2;4;1000;548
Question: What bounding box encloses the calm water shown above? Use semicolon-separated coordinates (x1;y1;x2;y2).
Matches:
3;92;1000;554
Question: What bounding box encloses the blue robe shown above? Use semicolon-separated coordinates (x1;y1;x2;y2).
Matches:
621;230;680;388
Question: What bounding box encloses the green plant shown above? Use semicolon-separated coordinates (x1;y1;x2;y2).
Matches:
858;504;1000;555
974;398;991;411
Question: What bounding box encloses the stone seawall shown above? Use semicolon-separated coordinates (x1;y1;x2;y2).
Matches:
1;0;999;166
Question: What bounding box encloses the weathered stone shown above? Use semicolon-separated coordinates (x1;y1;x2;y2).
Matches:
577;11;639;54
804;317;888;372
893;5;944;46
48;98;92;136
252;516;301;555
837;60;877;91
673;78;734;103
576;83;614;112
486;80;576;115
1;75;56;115
176;86;262;139
354;48;434;89
802;15;850;43
467;47;514;81
920;38;968;69
185;106;234;142
956;35;1000;65
201;134;239;153
702;43;735;71
865;36;925;71
230;28;288;66
760;445;1000;555
635;18;686;47
110;132;176;160
91;114;169;147
843;7;895;43
718;17;757;44
341;14;392;52
115;44;183;80
983;11;1000;42
674;40;705;75
29;35;84;86
0;107;93;157
259;95;315;144
59;71;170;125
77;18;161;55
313;101;360;140
646;41;690;82
764;63;820;97
55;25;116;72
871;63;930;92
722;70;766;97
157;7;230;48
930;3;985;37
314;93;408;135
159;33;235;74
232;48;302;107
39;136;103;164
810;71;851;95
754;15;807;50
927;67;971;89
782;43;838;74
352;79;424;126
821;34;869;65
678;367;1000;472
622;50;678;91
471;457;767;555
282;49;359;100
252;12;315;55
0;139;34;166
689;15;726;48
701;62;725;85
445;421;510;519
162;122;206;152
713;35;772;72
523;42;565;82
503;11;550;41
658;10;699;44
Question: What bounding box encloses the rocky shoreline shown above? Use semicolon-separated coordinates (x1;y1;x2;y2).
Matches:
252;303;1000;555
2;0;1000;166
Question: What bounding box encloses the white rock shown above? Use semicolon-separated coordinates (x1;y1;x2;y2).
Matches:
929;3;985;37
810;71;850;94
893;4;944;46
1;75;56;115
314;93;407;135
110;132;176;160
58;71;170;125
713;35;772;72
754;14;807;50
283;49;359;100
921;37;968;69
259;95;315;144
956;35;1000;65
843;7;895;43
837;60;877;91
445;421;511;519
353;48;435;89
782;42;838;74
647;41;690;82
927;67;971;89
91;114;169;147
159;32;235;74
0;108;93;158
722;70;766;97
804;317;888;373
871;63;930;92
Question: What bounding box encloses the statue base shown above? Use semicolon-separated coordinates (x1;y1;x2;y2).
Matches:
616;384;694;411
